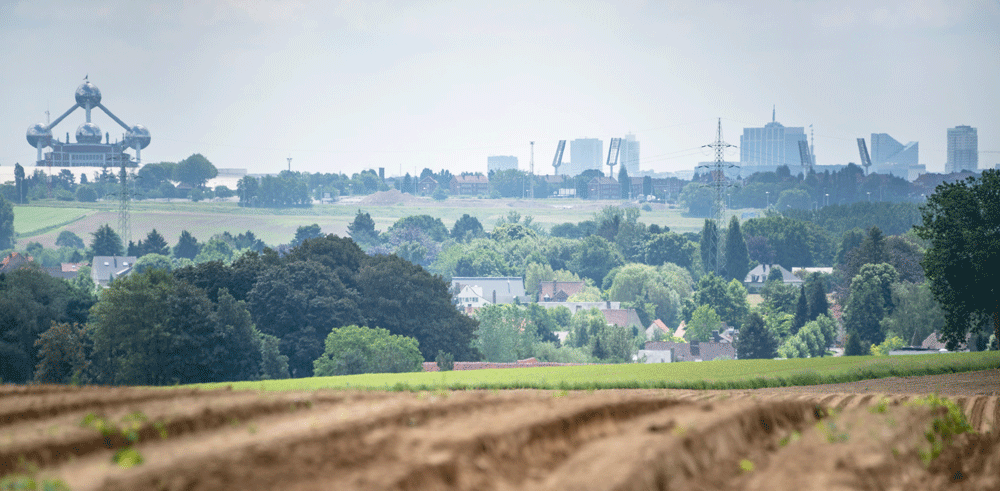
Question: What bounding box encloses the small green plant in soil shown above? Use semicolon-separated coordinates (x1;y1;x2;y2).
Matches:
906;394;975;466
0;458;70;491
79;411;167;469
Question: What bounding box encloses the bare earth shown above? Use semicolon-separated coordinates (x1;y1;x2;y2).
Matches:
1;371;997;490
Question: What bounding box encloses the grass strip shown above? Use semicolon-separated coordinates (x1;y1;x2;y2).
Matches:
188;351;1000;392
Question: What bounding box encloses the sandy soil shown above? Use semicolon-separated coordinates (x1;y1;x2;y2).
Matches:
1;371;998;490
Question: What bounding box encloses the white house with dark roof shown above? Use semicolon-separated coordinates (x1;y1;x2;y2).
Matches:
451;277;529;308
744;264;803;292
91;256;137;287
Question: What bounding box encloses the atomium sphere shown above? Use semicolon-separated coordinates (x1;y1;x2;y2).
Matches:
26;123;53;148
75;80;102;107
126;125;151;149
76;122;103;144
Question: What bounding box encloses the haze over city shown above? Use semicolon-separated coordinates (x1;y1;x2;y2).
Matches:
1;0;996;177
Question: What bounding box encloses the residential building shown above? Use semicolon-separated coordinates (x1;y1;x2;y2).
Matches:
645;319;670;341
744;264;804;292
449;175;489;195
947;125;978;173
642;340;737;362
739;112;809;171
619;133;640;175
537;301;621;313
870;133;920;178
600;309;643;331
487;155;518;173
43;262;85;280
568;138;603;177
537;280;586;302
417;176;438;195
91;256;137;287
0;252;33;273
451;277;528;308
650;177;685;201
587;177;620;200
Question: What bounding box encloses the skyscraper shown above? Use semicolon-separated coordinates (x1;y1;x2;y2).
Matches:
739;111;808;171
870;133;919;178
619;133;640;175
487;155;518;173
568;138;603;177
946;126;978;173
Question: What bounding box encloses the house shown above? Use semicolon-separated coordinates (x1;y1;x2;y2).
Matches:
451;276;528;309
600;309;643;331
643;340;737;362
0;252;33;273
628;177;645;199
587;177;620;200
91;256;137;287
450;175;489;195
744;264;804;292
537;280;586;302
417;176;439;195
645;319;670;340
650;177;685;201
44;262;86;280
536;301;621;313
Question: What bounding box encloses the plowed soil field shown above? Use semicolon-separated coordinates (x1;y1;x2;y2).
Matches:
2;370;998;490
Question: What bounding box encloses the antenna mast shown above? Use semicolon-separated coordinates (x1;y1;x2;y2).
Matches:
529;141;534;200
696;118;738;277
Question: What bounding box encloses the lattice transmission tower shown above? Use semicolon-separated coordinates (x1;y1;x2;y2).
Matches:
696;118;739;277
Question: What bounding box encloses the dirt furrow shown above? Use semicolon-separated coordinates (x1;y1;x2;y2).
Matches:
0;387;221;428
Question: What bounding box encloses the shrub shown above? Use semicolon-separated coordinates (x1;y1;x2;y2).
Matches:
313;325;423;376
75;186;97;202
435;350;455;371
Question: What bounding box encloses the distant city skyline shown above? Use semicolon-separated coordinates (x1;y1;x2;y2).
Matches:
1;1;997;177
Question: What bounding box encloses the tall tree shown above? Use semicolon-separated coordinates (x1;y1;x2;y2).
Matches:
805;272;830;321
56;230;85;249
451;214;484;241
916;169;1000;350
735;311;777;360
33;322;90;384
618;165;630;199
174;153;218;189
723;216;749;283
0;268;79;383
14;163;26;204
291;224;323;248
347;210;378;244
792;286;808;335
89;224;124;257
173;230;201;260
141;229;170;256
0;194;14;250
700;219;719;275
843;263;899;350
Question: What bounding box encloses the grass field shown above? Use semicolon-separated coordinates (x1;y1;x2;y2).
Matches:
190;351;1000;392
13;197;721;248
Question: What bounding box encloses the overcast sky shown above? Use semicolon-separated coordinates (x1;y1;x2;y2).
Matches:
1;0;997;177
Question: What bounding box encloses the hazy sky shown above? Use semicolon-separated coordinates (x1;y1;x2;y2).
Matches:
1;0;997;177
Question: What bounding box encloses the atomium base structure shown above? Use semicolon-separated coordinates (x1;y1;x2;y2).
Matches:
26;77;150;168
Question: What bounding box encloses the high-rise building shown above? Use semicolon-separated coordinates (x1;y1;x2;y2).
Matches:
619;133;640;175
739;111;808;171
946;125;978;173
568;138;603;177
870;133;919;178
487;155;518;173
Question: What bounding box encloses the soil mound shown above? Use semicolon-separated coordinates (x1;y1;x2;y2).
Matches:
358;189;418;206
1;376;997;490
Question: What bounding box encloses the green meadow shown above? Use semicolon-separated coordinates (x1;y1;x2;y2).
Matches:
189;351;1000;392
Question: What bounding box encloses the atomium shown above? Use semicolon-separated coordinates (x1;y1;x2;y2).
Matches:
75;80;102;107
127;125;151;149
76;122;103;144
26;123;53;148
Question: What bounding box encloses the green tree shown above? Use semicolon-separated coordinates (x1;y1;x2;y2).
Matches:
776;188;811;210
843;263;899;350
312;324;423;376
880;281;945;347
291;224;323;248
0;194;15;250
679;182;714;217
472;304;533;362
194;238;234;264
140;229;169;256
172;230;201;260
347;210;377;245
723;216;749;283
357;254;478;361
451;214;484;241
644;232;695;269
618;165;630;199
258;332;290;380
685;304;721;342
606;263;684;326
237;175;260;206
14;163;27;204
735;311;777;359
591;322;633;362
569;235;624;285
792;286;808;335
692;273;750;329
915;169;1000;350
389;215;449;242
700;219;719;275
133;253;173;274
173;153;218;189
89;224;124;257
56;230;85;249
805;272;830;321
33;321;90;384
